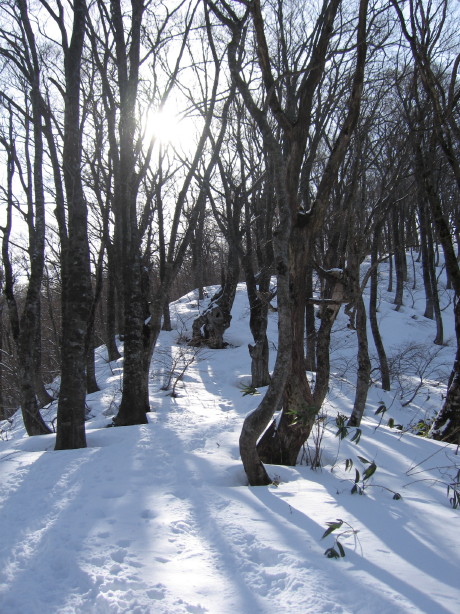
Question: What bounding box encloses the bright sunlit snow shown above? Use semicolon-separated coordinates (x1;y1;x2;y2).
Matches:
1;256;459;613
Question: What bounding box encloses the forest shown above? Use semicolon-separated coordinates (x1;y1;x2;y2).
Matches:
1;0;460;489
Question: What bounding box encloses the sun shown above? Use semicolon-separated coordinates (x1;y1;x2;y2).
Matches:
142;106;197;153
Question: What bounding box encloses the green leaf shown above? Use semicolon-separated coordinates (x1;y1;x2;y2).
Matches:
354;468;360;484
335;414;349;439
321;519;343;539
240;384;260;397
387;418;395;428
449;489;460;509
351;429;362;444
357;455;371;465
337;541;346;558
393;492;402;500
375;404;387;415
362;461;377;481
345;458;353;472
336;426;349;440
324;547;340;559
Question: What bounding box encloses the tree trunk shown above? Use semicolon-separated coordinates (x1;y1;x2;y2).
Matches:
426;223;443;345
85;246;105;394
393;209;405;310
419;198;434;319
305;266;317;372
246;275;271;389
0;299;4;420
191;244;240;349
162;301;172;332
387;223;394;292
55;0;90;450
348;294;371;426
369;225;391;391
33;302;54;407
19;322;52;435
432;301;460;444
312;278;345;407
86;340;99;395
105;260;121;362
239;224;292;485
243;190;273;388
113;249;149;426
191;206;205;301
257;226;316;466
244;224;272;388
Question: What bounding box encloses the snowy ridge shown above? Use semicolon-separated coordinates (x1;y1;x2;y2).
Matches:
0;258;459;613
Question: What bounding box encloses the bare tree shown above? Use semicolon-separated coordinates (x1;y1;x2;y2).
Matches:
51;0;92;449
208;0;369;483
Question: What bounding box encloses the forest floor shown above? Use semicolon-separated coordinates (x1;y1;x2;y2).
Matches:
1;255;460;613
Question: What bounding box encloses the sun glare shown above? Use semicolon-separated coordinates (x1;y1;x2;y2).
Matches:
143;107;196;153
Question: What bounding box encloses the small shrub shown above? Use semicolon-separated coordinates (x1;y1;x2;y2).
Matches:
239;383;260;396
321;519;360;559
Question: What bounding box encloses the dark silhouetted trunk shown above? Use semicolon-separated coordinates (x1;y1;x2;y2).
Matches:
369;225;391;391
105;260;121;362
419;199;434;319
243;180;274;388
348;294;371;426
393;208;405;310
192;245;240;349
305;266;317;372
244;259;271;389
312;274;346;406
55;0;91;450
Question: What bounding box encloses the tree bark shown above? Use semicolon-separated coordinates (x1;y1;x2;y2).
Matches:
191;244;240;349
369;225;391;391
239;223;292;485
419;198;435;319
243;245;272;388
0;296;4;420
424;217;444;345
433;300;460;444
305;266;317;372
55;0;91;450
393;208;405;311
105;258;121;362
33;307;54;407
348;294;371;426
312;276;346;407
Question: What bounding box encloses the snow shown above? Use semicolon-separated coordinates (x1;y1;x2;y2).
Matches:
1;257;460;613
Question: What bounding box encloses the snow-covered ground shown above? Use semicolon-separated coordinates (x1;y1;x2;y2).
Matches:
1;257;459;613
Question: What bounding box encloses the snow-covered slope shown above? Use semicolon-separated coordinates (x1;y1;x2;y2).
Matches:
1;258;459;613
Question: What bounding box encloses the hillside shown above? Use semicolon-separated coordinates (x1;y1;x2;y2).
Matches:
0;257;459;614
